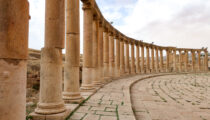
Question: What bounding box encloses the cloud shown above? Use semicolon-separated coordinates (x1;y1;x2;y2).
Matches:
115;0;210;49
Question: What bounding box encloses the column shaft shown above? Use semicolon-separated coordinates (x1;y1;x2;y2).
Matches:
173;49;177;72
63;0;83;103
166;49;170;72
103;30;109;81
205;51;208;71
179;50;182;72
92;18;101;86
136;44;140;73
185;50;188;72
125;42;130;74
109;33;115;78
115;38;120;77
151;47;155;72
35;0;66;114
197;51;201;71
155;48;159;72
160;49;163;72
141;45;145;73
131;43;135;74
146;46;150;73
191;50;195;72
120;40;125;75
98;24;104;83
0;0;29;119
81;3;95;90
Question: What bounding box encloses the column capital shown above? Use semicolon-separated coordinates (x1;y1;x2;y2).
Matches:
82;2;92;10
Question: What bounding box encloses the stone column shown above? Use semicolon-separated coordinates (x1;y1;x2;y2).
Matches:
103;28;110;82
197;50;201;72
141;45;145;73
0;0;29;119
160;49;163;72
35;0;66;114
184;50;188;72
63;0;83;103
155;47;159;72
166;49;170;72
204;50;208;71
146;46;150;73
136;43;141;73
125;41;130;74
173;49;177;72
120;39;125;75
178;50;182;72
191;50;195;72
80;2;95;91
98;22;104;83
109;32;115;78
115;36;120;77
131;42;135;74
92;17;101;86
151;46;155;73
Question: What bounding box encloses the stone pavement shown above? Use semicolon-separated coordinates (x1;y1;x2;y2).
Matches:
67;73;175;120
131;73;210;120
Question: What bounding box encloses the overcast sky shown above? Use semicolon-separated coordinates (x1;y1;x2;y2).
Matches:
28;0;210;51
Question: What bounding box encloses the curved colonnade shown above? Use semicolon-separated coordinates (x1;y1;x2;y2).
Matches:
0;0;209;120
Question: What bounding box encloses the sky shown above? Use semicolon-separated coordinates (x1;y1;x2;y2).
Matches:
28;0;210;52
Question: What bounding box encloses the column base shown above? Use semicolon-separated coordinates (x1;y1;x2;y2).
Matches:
35;102;66;115
31;105;71;120
63;92;84;104
80;84;96;92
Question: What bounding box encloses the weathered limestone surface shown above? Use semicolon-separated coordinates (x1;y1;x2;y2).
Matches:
0;0;29;120
131;73;210;120
63;0;83;103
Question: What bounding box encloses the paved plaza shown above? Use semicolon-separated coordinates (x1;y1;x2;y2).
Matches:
66;73;210;120
131;73;210;120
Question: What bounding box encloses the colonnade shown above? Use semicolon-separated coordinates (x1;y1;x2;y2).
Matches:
0;0;209;120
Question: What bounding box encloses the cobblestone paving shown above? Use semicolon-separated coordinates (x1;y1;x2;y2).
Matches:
131;73;210;120
68;74;154;120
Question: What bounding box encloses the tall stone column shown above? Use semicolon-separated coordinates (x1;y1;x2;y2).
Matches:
197;50;201;72
184;50;189;72
160;49;163;72
103;28;110;82
125;41;130;74
136;43;141;73
92;17;101;86
98;22;104;83
151;46;155;73
173;49;177;72
146;46;150;73
0;0;29;119
80;2;95;91
115;36;120;77
155;47;159;73
109;32;115;78
191;50;195;72
35;0;66;114
63;0;83;103
204;50;208;71
120;39;125;75
131;42;135;74
178;50;182;72
166;49;170;72
141;45;145;73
